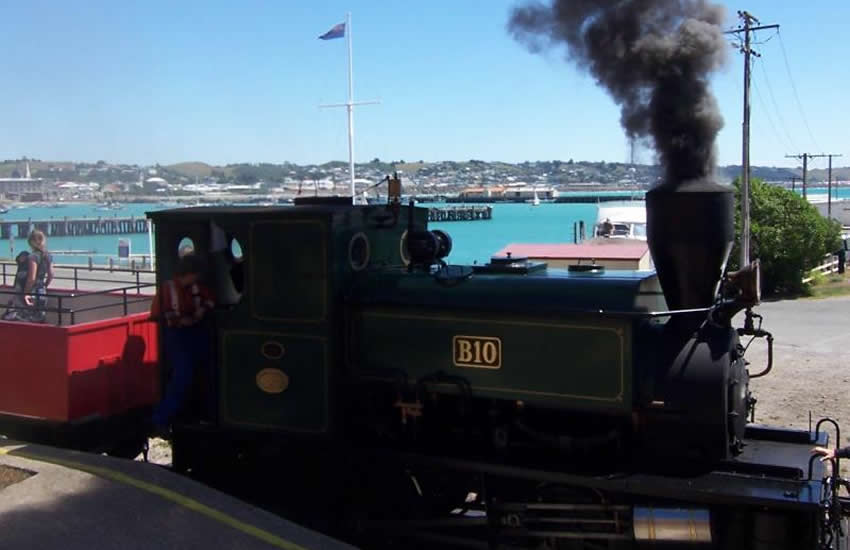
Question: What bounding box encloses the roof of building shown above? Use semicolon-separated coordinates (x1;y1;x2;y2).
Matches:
495;241;649;260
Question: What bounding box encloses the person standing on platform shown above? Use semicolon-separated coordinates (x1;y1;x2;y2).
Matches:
149;253;215;437
14;229;53;323
2;250;33;321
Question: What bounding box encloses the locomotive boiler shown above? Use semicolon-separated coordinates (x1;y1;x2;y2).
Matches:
147;181;849;550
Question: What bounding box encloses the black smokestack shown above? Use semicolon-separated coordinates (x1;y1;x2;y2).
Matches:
509;0;727;185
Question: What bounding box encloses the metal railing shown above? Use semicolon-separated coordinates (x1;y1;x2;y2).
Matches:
0;254;155;272
0;262;155;325
0;261;154;293
0;285;155;326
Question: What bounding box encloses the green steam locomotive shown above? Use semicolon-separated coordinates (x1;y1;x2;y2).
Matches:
147;182;850;549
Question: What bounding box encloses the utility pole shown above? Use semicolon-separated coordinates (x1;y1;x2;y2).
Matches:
726;12;779;268
786;154;835;209
786;154;811;200
824;154;843;218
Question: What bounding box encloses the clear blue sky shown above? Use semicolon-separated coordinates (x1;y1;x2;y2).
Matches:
2;0;847;170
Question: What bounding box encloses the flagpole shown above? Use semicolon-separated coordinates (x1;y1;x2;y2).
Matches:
319;15;379;204
346;12;355;205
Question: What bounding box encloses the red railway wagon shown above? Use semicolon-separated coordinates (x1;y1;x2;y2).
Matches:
0;270;159;458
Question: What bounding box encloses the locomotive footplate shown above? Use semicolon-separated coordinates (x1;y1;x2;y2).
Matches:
354;424;839;549
724;424;831;481
387;426;828;509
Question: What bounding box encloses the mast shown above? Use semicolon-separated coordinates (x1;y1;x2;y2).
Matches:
319;13;379;205
346;12;355;203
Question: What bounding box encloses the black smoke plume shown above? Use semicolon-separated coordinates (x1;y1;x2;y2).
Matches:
509;0;728;186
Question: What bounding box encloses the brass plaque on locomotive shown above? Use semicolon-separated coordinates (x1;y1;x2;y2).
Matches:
453;336;502;369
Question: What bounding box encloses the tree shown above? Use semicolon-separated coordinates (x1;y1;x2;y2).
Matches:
730;177;841;296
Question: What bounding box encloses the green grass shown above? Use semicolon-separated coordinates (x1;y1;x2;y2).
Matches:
804;274;850;299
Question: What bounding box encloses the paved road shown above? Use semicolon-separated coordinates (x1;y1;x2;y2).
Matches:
1;261;155;292
0;440;356;550
739;294;850;438
740;295;850;355
49;265;156;293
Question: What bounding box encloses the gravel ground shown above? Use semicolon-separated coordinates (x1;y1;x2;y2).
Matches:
0;464;33;490
143;438;172;466
742;294;850;446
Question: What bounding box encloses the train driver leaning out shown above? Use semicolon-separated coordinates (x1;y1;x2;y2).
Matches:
149;252;215;437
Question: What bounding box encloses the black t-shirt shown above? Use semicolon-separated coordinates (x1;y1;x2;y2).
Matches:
28;251;52;285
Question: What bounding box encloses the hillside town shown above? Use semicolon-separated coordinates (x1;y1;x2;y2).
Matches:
0;157;845;204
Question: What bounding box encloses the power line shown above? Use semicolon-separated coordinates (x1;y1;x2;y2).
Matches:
777;31;821;151
751;69;792;152
755;56;798;151
751;28;779;47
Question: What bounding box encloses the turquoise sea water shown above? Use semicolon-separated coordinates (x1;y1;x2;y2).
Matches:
0;201;598;266
428;202;598;265
0;203;161;265
1;186;845;266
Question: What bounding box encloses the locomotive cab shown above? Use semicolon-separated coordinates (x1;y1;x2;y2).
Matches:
147;199;425;439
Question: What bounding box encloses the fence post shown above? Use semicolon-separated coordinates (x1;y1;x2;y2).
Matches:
88;256;93;270
74;267;78;291
109;257;114;272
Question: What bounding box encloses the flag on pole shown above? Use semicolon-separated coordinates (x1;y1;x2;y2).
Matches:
319;23;345;40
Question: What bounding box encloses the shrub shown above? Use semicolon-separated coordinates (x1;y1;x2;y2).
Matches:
729;177;842;296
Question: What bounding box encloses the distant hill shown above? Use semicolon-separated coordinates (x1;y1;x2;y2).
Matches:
806;167;850;182
717;165;797;183
0;160;76;178
716;165;850;183
165;162;215;178
3;157;849;189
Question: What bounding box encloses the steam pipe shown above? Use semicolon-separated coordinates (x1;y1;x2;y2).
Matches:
744;329;773;379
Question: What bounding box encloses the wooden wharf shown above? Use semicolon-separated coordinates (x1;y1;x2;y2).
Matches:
0;217;150;239
428;206;492;222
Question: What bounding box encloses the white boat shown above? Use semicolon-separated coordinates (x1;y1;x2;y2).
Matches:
97;201;124;211
592;200;647;241
526;189;555;205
